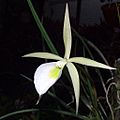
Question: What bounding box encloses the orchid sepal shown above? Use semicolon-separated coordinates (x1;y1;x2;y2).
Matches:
68;57;116;70
22;52;63;61
63;3;72;59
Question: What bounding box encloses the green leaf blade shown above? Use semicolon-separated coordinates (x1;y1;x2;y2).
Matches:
63;3;72;59
23;52;63;60
68;57;116;70
0;109;39;120
26;0;58;54
66;62;80;114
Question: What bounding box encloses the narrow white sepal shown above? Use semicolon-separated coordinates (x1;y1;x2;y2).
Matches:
68;57;116;70
34;62;62;96
22;52;63;61
66;63;80;114
63;3;72;59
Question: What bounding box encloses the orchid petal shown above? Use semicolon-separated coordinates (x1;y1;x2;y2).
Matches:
63;3;72;59
68;57;116;70
34;62;62;95
66;62;80;114
22;52;63;61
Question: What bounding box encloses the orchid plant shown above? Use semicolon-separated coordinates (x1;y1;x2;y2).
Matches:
23;3;116;114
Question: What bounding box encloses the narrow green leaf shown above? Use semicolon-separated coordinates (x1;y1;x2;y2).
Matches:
81;95;92;111
23;52;63;60
98;101;108;118
48;91;75;112
43;109;89;120
26;0;58;54
68;57;116;70
63;3;72;59
66;63;80;114
0;109;39;120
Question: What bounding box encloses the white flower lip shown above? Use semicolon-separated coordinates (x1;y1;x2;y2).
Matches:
34;62;62;95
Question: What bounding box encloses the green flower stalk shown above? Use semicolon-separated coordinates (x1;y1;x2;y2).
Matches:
23;3;116;114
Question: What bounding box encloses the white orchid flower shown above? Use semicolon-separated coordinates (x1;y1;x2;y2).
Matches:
23;3;116;114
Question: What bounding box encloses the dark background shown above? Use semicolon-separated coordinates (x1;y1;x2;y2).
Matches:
0;0;120;118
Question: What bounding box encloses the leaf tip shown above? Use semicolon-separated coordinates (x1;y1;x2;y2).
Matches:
22;54;28;57
104;65;116;70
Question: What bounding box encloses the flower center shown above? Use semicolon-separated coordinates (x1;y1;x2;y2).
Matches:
56;60;67;68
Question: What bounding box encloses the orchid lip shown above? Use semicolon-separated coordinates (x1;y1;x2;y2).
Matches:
34;62;62;95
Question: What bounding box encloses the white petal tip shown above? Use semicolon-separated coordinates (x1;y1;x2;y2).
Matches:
35;96;42;105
